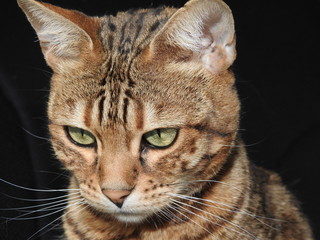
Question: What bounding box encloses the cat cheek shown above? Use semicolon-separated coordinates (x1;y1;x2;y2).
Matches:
209;137;226;154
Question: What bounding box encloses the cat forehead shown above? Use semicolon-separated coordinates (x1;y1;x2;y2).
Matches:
49;62;210;130
49;7;180;91
99;7;176;57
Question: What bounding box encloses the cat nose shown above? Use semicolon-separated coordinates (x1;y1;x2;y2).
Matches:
102;189;131;208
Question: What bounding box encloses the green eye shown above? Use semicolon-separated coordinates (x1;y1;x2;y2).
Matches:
143;128;178;148
66;126;96;147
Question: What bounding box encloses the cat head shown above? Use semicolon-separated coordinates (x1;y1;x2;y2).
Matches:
18;0;239;223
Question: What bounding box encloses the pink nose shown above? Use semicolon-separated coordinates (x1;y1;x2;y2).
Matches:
102;189;131;208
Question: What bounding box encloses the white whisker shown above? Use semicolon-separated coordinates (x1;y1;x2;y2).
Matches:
169;203;213;235
22;128;51;141
164;207;186;224
171;199;258;240
172;193;281;223
0;178;80;192
3;197;82;221
26;200;87;240
0;194;80;212
0;191;79;202
221;139;264;148
154;205;184;224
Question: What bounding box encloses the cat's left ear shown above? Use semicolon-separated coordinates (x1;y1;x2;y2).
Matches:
17;0;102;74
149;0;236;74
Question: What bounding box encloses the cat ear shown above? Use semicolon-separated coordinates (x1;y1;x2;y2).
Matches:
149;0;236;74
17;0;102;73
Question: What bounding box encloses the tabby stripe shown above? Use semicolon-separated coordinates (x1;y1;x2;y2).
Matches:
118;63;126;82
125;56;136;88
123;98;129;124
108;85;121;122
108;19;116;32
135;100;144;130
124;89;133;98
84;102;93;127
135;10;174;55
121;37;132;55
97;89;105;98
128;78;136;88
132;17;167;57
101;58;112;86
150;21;161;32
119;17;131;52
131;12;147;49
98;96;106;124
107;34;114;51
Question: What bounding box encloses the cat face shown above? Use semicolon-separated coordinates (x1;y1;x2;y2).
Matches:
48;59;239;223
18;0;239;223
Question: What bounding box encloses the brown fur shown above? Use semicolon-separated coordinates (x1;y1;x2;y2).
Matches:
18;0;314;239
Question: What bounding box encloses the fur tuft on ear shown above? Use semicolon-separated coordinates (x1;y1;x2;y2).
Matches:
17;0;101;73
150;0;236;74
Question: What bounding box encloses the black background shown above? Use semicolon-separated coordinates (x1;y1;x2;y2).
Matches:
0;0;319;239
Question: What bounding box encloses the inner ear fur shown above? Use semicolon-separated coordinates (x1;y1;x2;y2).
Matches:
150;0;236;74
17;0;102;73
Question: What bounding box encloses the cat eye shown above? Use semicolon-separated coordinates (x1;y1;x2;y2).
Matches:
65;126;96;147
143;128;178;148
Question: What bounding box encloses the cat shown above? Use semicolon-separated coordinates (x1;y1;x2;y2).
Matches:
17;0;314;239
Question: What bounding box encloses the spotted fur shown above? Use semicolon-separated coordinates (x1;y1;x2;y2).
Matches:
18;0;314;239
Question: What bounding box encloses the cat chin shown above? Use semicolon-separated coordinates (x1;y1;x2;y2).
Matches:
114;213;148;224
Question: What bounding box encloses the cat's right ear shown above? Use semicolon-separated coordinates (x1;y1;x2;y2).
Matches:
17;0;102;74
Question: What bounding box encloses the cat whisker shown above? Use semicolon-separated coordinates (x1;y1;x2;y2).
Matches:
150;206;166;226
221;139;265;148
0;178;80;192
22;128;51;141
171;193;281;232
37;170;70;178
3;204;69;221
154;205;183;225
155;207;174;223
0;193;81;212
168;203;213;235
172;193;282;223
26;200;88;240
171;198;258;240
2;197;83;221
38;170;71;185
0;191;79;202
163;206;187;224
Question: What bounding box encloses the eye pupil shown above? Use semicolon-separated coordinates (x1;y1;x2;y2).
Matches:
157;129;161;138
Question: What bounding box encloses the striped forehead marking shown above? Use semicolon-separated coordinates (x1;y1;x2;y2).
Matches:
84;7;175;129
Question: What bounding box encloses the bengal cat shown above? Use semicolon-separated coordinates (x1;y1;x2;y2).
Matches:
17;0;314;239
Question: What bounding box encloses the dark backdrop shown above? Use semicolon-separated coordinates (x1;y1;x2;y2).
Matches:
0;0;319;239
